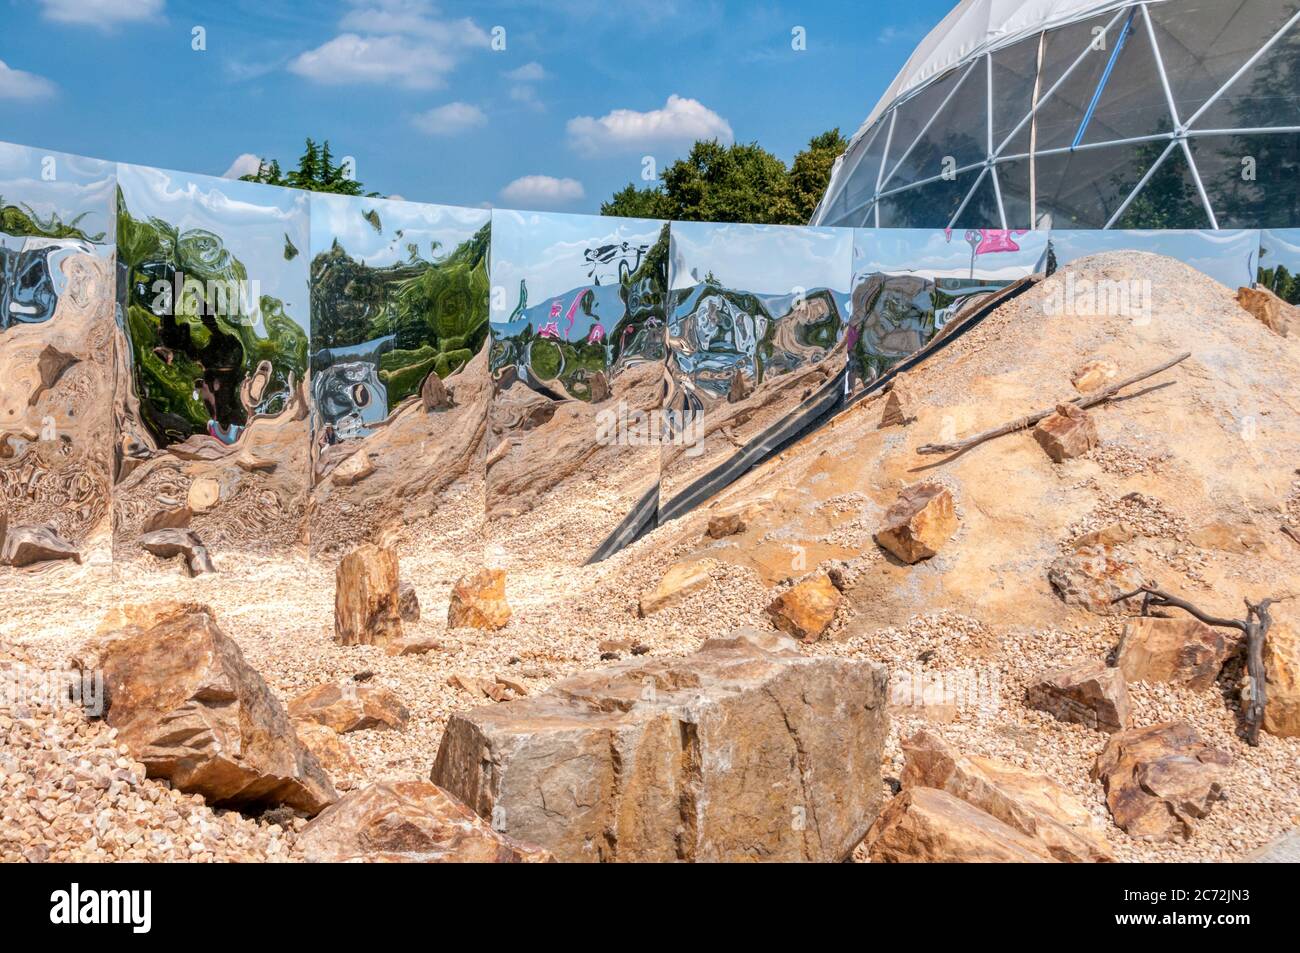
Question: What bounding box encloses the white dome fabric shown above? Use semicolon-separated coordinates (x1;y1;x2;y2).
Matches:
861;0;1144;131
815;0;1300;231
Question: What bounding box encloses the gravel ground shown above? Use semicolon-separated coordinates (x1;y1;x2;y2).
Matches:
2;251;1298;863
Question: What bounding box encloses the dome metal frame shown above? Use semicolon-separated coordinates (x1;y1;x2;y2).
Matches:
815;1;1300;230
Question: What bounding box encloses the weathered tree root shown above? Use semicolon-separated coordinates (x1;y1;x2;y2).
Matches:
917;352;1191;456
1112;585;1284;746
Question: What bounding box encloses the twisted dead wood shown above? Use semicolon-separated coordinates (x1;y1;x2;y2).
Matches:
917;352;1191;456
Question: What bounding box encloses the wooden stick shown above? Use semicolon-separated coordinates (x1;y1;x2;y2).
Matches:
1282;525;1300;547
1113;585;1282;746
917;352;1191;456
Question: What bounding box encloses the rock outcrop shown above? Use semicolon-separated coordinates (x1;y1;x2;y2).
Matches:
1237;286;1298;337
1033;402;1099;462
295;781;554;863
765;571;842;642
867;787;1057;863
874;483;958;564
1048;545;1147;615
288;679;410;733
1092;722;1231;842
1027;661;1130;733
334;543;403;646
430;628;888;862
1117;616;1232;691
899;730;1114;862
447;568;512;630
89;602;336;815
1262;621;1299;738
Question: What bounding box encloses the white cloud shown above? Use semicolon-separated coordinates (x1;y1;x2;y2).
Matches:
505;61;546;82
0;60;56;100
39;0;164;28
412;102;486;136
499;175;584;208
290;1;489;90
566;94;732;158
222;153;263;179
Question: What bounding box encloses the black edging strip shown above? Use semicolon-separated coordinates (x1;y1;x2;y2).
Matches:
585;274;1042;564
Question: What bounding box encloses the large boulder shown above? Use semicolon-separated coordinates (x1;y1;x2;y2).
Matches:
1091;722;1231;842
1117;616;1232;691
89;602;336;815
867;788;1056;863
288;679;410;733
294;720;362;789
874;483;958;564
295;781;554;863
900;730;1113;862
765;571;842;642
447;568;512;630
334;543;403;646
1027;661;1130;733
430;628;889;862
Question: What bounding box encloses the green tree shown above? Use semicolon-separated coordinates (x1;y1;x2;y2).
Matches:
601;129;847;225
240;138;378;196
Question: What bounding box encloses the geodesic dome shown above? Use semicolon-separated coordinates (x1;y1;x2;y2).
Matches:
813;0;1300;230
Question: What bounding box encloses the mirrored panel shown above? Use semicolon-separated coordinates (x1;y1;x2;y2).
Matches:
0;142;117;562
307;193;491;563
1258;229;1300;305
849;227;1047;388
112;164;311;563
662;221;852;510
488;210;666;569
1048;229;1260;290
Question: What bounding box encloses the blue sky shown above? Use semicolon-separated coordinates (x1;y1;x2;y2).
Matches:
0;0;954;213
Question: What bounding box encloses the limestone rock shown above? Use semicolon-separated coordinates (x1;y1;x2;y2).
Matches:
0;525;82;567
92;602;336;815
139;528;215;577
706;512;746;539
765;571;843;642
331;451;375;487
1048;545;1147;615
1262;621;1300;738
878;377;918;428
1033;402;1099;462
1027;661;1130;733
187;477;220;513
398;581;420;622
1117;616;1231;691
900;730;1114;862
288;679;410;733
294;720;362;788
431;628;889;862
1238;286;1298;337
447;568;511;630
1071;359;1118;393
1092;722;1231;842
638;560;711;617
142;506;192;533
334;543;403;646
296;781;554;863
874;483;958;564
867;787;1056;863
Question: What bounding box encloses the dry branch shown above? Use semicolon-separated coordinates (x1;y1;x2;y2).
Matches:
916;352;1191;456
1112;584;1283;746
